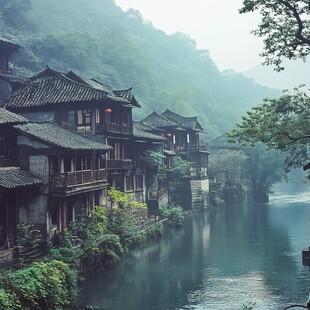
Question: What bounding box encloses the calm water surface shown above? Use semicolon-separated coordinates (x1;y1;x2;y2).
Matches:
79;190;310;309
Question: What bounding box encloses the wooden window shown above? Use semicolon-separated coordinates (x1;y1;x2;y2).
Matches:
68;111;75;126
125;176;134;192
135;175;143;190
95;108;100;124
76;109;92;134
0;138;11;158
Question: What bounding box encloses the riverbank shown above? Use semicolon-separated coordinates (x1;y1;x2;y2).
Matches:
0;200;184;310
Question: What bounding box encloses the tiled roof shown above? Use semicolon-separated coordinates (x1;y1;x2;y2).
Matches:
4;67;140;109
4;67;109;109
141;111;178;129
0;168;44;190
65;71;113;94
112;88;140;108
0;108;28;125
161;109;203;131
133;122;166;141
0;37;21;50
134;121;164;133
66;73;140;107
14;122;111;151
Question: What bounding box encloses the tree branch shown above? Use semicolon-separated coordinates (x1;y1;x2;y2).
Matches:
278;0;310;45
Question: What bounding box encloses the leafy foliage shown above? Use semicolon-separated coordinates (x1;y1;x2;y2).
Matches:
144;150;167;178
160;204;184;226
243;144;287;200
172;155;191;178
240;0;310;71
228;87;310;170
66;206;123;260
108;188;146;248
0;260;77;310
17;223;42;248
209;149;248;183
108;187;146;210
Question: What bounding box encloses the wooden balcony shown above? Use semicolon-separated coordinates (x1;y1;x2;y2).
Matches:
106;159;132;170
50;169;106;195
133;159;145;170
96;123;132;135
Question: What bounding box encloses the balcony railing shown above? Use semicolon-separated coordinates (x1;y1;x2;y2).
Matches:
96;123;132;135
106;159;132;170
133;159;145;170
50;169;106;189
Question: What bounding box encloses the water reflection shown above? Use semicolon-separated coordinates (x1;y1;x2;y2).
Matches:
79;191;310;310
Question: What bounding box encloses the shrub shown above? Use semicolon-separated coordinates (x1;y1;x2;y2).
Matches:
17;223;42;248
0;288;21;310
0;260;77;310
160;204;184;226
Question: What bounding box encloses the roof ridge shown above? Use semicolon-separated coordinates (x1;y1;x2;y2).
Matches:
31;67;109;94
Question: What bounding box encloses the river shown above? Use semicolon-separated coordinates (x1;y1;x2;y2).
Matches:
79;189;310;310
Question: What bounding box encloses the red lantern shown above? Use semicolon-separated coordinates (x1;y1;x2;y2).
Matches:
104;108;112;113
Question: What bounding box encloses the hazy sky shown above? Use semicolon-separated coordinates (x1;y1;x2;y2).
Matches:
115;0;263;72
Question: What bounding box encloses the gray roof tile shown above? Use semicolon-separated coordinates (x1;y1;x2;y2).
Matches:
141;111;178;128
161;109;203;131
133;122;166;141
4;67;140;109
0;108;28;125
0;168;44;189
14;122;111;151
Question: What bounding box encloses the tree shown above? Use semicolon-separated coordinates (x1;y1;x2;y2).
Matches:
209;149;248;183
228;86;310;170
243;144;287;201
240;0;310;70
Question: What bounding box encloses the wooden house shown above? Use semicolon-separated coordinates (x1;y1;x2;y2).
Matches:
14;122;110;235
3;67;163;213
141;109;210;209
132;121;168;214
0;108;44;263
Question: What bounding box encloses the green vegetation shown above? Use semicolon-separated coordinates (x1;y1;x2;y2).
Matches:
209;146;287;202
160;204;184;226
17;223;42;248
0;0;279;138
227;2;310;185
243;144;287;200
0;260;78;310
172;155;191;178
108;187;147;248
144;150;167;177
228;87;310;171
208;149;248;183
0;188;171;309
240;0;310;71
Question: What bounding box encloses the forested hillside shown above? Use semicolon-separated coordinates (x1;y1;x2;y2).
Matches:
0;0;279;138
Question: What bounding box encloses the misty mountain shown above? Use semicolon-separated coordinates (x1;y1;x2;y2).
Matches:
242;58;310;90
0;0;280;138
